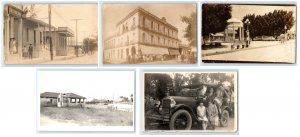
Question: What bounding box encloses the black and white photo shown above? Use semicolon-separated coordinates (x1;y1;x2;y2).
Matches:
143;71;237;132
202;4;296;63
38;70;134;131
3;4;98;64
102;4;197;64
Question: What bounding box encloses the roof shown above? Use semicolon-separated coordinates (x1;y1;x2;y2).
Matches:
40;92;59;98
227;18;242;23
24;17;56;29
116;7;178;31
63;93;86;99
40;92;86;99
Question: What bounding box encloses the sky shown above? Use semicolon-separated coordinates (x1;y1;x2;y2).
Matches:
102;4;196;45
39;71;134;101
231;4;296;31
24;4;98;43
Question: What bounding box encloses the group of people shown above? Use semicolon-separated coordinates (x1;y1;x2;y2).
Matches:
196;85;230;130
9;38;34;59
22;44;34;59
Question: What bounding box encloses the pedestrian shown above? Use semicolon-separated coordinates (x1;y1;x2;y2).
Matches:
22;45;28;59
207;101;219;130
28;44;33;59
197;102;208;130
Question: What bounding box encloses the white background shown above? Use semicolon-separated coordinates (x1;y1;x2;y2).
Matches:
1;0;300;137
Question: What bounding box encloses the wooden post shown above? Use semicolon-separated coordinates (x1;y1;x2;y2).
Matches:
4;5;10;62
48;4;53;60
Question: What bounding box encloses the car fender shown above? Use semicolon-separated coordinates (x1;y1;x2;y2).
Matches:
171;104;198;121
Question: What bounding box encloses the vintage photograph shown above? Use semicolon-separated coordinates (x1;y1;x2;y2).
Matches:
38;70;134;131
102;4;197;64
3;4;98;64
202;4;296;63
143;71;237;132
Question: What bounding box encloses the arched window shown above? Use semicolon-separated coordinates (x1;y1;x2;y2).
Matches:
151;35;154;44
142;33;146;43
158;37;160;45
143;17;146;27
151;21;153;30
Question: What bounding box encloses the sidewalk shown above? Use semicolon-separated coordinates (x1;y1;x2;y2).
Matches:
5;50;77;65
202;40;295;57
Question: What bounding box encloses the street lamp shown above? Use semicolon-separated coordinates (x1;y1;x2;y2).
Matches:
244;18;251;47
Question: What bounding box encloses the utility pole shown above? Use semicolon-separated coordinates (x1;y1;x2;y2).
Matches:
71;19;83;57
48;4;53;60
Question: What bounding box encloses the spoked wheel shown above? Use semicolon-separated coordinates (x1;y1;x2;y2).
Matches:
220;109;229;127
169;110;192;130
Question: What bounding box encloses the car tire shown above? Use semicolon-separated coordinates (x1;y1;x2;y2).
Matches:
220;109;229;127
169;110;192;130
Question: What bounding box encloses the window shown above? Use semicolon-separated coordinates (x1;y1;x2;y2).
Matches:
132;17;135;26
58;98;60;102
77;99;80;103
158;37;160;45
71;98;76;103
143;17;146;27
163;38;165;45
81;99;84;103
151;35;154;44
26;28;29;42
158;24;160;32
151;21;153;30
142;33;146;43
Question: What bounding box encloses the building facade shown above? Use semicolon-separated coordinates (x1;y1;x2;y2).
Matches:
4;4;75;63
103;7;181;62
40;92;86;108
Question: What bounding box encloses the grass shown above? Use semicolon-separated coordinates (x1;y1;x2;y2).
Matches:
40;104;133;126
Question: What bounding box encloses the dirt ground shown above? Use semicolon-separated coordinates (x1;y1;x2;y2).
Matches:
40;104;133;126
146;117;236;132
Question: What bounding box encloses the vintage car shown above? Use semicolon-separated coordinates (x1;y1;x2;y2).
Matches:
145;83;233;130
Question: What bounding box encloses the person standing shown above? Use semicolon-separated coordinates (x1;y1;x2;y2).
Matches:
28;44;33;59
197;102;208;130
207;101;219;130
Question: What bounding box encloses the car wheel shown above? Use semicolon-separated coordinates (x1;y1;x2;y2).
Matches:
169;110;192;130
220;109;229;127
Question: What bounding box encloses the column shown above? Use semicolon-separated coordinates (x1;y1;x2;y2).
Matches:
4;6;10;62
18;17;23;58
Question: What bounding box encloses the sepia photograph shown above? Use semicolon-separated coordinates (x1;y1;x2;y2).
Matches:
3;4;98;65
102;4;197;64
202;4;296;63
38;70;134;131
143;71;237;132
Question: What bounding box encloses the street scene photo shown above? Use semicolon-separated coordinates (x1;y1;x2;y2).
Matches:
102;4;197;64
202;4;296;63
38;70;134;131
143;71;237;132
4;4;98;64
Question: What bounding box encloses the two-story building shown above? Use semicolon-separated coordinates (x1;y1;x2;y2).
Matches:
103;7;181;63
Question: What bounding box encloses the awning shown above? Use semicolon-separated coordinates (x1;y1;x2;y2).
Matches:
168;49;180;55
140;45;169;55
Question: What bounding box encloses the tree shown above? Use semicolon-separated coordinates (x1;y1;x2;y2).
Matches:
242;10;295;39
23;4;37;18
83;36;98;55
202;4;232;37
145;73;172;100
181;12;197;47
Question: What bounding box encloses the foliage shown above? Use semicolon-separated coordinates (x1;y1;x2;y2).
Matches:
83;36;98;54
145;73;235;99
145;73;172;100
202;4;232;37
181;12;197;47
242;10;295;39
